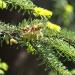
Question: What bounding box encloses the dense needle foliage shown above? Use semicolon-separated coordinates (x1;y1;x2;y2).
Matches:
0;0;75;75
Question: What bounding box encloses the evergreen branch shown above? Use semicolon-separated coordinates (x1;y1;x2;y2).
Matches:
60;29;75;47
5;0;35;10
31;40;72;75
0;22;17;34
49;38;75;62
0;19;44;34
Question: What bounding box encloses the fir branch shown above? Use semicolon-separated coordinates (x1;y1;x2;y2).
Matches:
31;40;72;75
49;38;75;62
0;22;17;34
57;29;75;47
5;0;35;10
